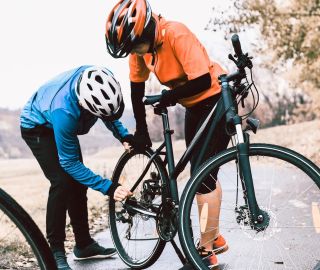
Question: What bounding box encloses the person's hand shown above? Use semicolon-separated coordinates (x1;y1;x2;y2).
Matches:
159;89;176;107
122;141;132;153
114;185;133;201
121;132;152;153
133;130;152;152
121;134;134;152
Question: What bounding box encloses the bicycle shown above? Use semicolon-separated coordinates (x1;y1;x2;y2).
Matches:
109;34;320;269
0;188;57;269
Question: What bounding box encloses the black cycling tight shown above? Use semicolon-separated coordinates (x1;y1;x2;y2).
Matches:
184;94;230;194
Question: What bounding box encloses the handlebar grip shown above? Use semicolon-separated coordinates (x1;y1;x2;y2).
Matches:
231;34;243;57
143;95;162;105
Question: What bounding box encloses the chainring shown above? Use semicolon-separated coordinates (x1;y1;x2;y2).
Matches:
156;201;178;241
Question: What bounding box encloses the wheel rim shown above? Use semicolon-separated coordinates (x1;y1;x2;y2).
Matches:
110;151;166;267
0;189;55;270
180;145;320;270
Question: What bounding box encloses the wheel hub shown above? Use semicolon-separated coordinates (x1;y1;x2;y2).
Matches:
236;205;278;240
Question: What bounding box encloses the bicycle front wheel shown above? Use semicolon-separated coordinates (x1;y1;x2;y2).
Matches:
179;143;320;270
0;188;56;270
109;149;168;269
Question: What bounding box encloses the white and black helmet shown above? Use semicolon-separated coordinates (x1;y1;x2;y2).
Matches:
76;66;124;121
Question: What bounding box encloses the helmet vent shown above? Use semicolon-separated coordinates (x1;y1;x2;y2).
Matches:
92;95;101;105
99;108;108;115
101;89;110;100
88;70;95;78
76;74;83;95
92;103;98;111
95;75;103;84
102;70;110;77
109;104;115;112
84;99;96;112
87;83;93;91
108;82;116;94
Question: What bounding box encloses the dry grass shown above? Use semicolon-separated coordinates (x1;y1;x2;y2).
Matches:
250;120;320;165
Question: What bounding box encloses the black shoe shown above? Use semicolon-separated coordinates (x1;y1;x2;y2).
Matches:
53;251;72;270
73;241;117;260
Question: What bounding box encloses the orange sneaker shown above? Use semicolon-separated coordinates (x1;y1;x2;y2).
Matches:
197;246;219;269
212;234;228;255
178;248;218;270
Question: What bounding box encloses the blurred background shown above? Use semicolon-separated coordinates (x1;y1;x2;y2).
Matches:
0;0;319;159
0;0;318;265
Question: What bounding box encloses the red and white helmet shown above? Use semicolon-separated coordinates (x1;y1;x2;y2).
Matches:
105;0;152;58
76;66;124;121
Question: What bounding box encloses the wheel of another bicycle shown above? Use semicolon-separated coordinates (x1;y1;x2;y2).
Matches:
0;188;56;270
179;143;320;270
109;148;168;269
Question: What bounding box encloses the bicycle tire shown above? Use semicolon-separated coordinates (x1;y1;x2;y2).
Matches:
179;143;320;270
109;149;168;269
0;188;56;270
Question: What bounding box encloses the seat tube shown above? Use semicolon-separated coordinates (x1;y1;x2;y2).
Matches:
161;108;179;204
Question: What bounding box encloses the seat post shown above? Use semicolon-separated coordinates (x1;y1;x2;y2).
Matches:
156;107;179;203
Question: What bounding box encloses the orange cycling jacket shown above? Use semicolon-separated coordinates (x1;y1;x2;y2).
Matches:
129;14;227;108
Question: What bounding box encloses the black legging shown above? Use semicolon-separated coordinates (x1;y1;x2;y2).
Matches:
184;94;230;193
21;126;93;252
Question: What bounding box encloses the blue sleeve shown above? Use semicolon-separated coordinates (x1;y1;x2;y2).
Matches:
102;119;130;142
51;109;112;194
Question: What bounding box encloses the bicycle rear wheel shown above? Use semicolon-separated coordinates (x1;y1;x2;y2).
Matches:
179;143;320;270
0;188;56;270
109;149;168;269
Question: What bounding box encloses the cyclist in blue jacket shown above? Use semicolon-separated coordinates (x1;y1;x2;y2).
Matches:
20;66;135;270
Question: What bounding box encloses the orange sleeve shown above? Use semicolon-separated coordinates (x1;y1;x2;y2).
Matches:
129;54;150;82
171;29;210;80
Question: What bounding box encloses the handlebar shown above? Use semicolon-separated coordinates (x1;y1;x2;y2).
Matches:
219;34;252;129
231;34;243;57
229;34;253;70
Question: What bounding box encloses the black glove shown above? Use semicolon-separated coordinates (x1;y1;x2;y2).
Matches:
159;89;177;107
133;130;152;152
121;134;135;145
121;132;151;152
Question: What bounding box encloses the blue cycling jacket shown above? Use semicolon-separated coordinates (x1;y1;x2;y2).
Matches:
20;65;129;194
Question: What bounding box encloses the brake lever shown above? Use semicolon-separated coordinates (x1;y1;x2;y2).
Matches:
241;98;245;108
228;54;238;65
228;53;253;70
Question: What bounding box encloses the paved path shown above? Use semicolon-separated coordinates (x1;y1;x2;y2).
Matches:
68;165;320;270
68;230;185;270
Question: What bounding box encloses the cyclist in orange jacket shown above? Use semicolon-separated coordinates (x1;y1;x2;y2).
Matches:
106;0;230;267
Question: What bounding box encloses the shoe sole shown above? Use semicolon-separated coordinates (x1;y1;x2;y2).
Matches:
202;257;219;269
213;244;229;255
73;251;117;261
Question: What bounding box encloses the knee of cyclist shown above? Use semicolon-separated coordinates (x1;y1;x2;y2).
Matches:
196;178;217;194
49;177;74;194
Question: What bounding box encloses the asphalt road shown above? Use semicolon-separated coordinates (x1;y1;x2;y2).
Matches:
68;164;320;270
68;230;185;270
